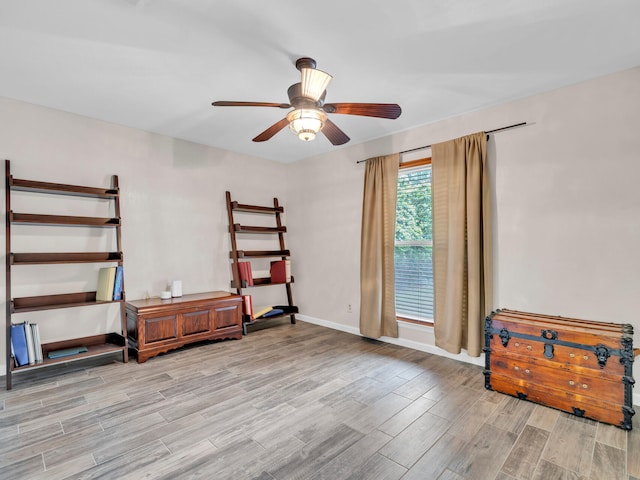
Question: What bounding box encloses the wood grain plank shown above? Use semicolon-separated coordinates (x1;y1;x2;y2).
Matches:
268;424;363;479
447;397;501;439
595;421;627;450
447;423;518;479
343;392;412;434
500;425;550;480
0;396;87;428
428;384;480;422
378;411;451;468
436;469;466;480
42;417;161;469
589;441;626;480
118;440;215;480
401;432;468;480
486;395;536;435
392;371;441;400
0;454;44;479
310;429;393;480
250;401;335;449
378;396;436;437
541;413;597;476
532;459;588;480
67;440;170;480
1;424;102;469
526;404;560;432
345;453;407;480
28;454;96;480
628;413;640;477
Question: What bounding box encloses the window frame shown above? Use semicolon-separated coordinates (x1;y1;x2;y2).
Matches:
395;156;433;326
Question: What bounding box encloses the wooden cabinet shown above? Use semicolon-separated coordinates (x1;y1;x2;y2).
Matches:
5;160;128;390
126;291;242;363
484;309;635;429
226;191;298;334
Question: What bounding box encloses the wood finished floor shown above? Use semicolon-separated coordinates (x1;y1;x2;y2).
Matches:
0;320;637;480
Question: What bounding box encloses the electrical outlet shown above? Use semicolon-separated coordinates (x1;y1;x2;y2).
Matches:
347;304;352;313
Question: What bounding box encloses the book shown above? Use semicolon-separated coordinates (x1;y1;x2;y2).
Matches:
260;308;284;318
30;323;43;363
252;305;273;320
242;295;253;318
112;266;124;300
270;260;291;283
47;346;88;359
24;322;36;365
238;261;254;287
96;267;117;301
11;323;29;367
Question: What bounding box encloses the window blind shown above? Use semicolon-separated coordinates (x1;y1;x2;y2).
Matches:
395;166;433;320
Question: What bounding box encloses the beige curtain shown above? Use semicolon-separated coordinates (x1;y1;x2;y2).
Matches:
360;153;400;339
432;132;492;356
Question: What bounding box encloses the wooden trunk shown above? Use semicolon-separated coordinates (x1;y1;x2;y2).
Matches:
484;309;635;429
126;291;242;363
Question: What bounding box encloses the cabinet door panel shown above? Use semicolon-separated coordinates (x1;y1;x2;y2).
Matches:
182;310;212;337
144;315;178;343
214;303;241;330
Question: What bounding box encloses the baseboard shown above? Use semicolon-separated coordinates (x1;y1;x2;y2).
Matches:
298;314;640;407
297;314;361;336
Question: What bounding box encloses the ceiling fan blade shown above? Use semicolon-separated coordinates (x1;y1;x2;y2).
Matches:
323;103;402;119
252;118;290;142
212;101;291;108
322;119;350;145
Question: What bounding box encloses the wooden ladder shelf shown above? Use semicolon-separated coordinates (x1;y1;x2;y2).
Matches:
226;191;298;334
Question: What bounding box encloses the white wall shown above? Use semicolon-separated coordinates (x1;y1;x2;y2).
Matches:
287;67;640;377
0;97;289;371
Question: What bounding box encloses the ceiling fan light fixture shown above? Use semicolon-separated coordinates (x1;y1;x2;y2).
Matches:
287;108;327;142
300;68;332;102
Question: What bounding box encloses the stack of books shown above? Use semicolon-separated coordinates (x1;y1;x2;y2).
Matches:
10;322;43;367
237;262;254;286
96;266;124;301
242;298;285;321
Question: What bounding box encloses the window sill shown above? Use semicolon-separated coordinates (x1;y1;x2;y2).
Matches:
397;316;433;327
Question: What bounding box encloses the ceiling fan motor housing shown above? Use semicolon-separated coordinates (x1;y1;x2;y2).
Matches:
287;83;325;108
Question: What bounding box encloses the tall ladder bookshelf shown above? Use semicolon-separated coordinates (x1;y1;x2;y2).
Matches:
226;191;297;334
5;160;128;390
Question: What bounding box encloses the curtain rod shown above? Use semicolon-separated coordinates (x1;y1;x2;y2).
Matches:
356;121;527;164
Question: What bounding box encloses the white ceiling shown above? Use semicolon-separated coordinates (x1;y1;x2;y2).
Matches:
1;0;639;163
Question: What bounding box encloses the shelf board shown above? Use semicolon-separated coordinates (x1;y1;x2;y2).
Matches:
11;292;122;313
233;224;286;234
10;177;118;198
12;334;126;372
10;212;120;227
231;201;283;214
232;250;290;258
11;252;123;265
231;277;294;289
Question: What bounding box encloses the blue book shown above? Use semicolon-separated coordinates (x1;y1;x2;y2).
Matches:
112;266;124;300
11;323;29;366
260;308;284;318
47;346;88;359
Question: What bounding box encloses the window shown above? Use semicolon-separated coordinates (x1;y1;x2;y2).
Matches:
395;158;433;323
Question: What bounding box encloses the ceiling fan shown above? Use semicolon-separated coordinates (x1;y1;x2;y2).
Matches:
212;57;401;145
